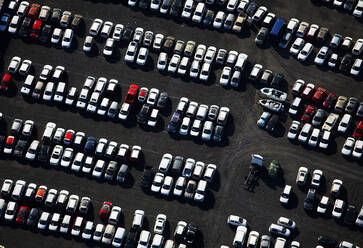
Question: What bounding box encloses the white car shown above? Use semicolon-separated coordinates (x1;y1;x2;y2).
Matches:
83;36;94;52
157;52;168;71
112;227;126;247
233;226;248;247
227;215;247;227
61;29;74;49
203;164;217;182
353;0;363;17
252;6;267;23
89;19;103;36
342;137;355;156
1;179;13;196
168;54;181;73
202;121;214;141
199;63;211;81
154;214;167;234
25;140;40;161
179;117;191;135
298;123;312;143
204;46;217;64
71;152;85;172
287;121;301;140
317;196;329;215
37;212;51;229
101;21;113;38
97;98;110;116
51;28;63;44
153;33;164;51
352;38;363;56
181;0;194;19
17;1;29;17
161;176;173;196
8;56;21;73
319;130;331;149
146;88;159;106
133;27;144;44
338;114;352;133
332;199;345;219
308;128;320;147
194;44;207;62
352;140;363;159
118;102;131;120
151;172;164;193
60;147;73;168
18;59;32;76
124;41;138;63
137;230;151;248
268;223;291;237
136;47;149;65
182;158;195;178
159;153;173;173
103;38;115;56
227;0;238;11
109;206;122;225
280;185;292;205
290;38;305;56
177;57;189;75
296;166;308;186
286;18;300;33
92;160;105;178
93;224;105;242
351;58;362;76
311;169;323;189
189;60;200;78
220;67;232;86
328;53;339;68
112;24;124;41
192;161;205;180
297;43;313;61
49;145;64;166
213;11;225;29
173;176;186;197
314;46;329;65
82;221;94;239
277;217;296;229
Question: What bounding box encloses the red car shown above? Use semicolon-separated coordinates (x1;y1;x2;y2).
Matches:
300;83;315;100
353;121;363;139
138;87;148;103
323;93;337;109
28;3;40;19
3;136;15;154
99;201;112;219
30;19;43;38
16;206;30;224
63;129;75;145
1;73;11;91
312;87;327;104
301;105;317;123
124;84;139;104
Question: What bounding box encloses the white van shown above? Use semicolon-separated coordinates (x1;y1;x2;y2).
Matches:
20;74;35;96
11;180;26;201
43;82;55;101
233;226;247;247
181;0;194;19
234;53;248;71
288;97;302;115
83;76;96;90
60;214;72;234
94;77;107;94
274;237;287;248
42;122;56;144
164;240;176;248
54;82;67;102
192;2;205;23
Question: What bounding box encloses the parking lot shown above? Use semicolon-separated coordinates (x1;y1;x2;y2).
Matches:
0;0;363;247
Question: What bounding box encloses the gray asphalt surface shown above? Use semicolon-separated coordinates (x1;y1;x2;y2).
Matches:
0;0;362;247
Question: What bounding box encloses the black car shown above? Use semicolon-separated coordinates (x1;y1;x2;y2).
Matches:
270;72;284;89
122;26;134;41
38;143;50;162
317;235;338;248
169;0;183;17
26;208;39;228
162;36;175;53
13;140;28;158
124;229;138;248
39;24;52;44
138;0;150;9
19;17;32;38
156;92;168;109
203;10;215;26
167;112;181;133
0;135;5;151
84;137;97;154
245;1;257;17
184;223;198;245
137;104;151;125
344;205;357;225
339;53;353;73
50;8;62;25
170;156;184;176
304;188;316;211
266;114;279;132
213;125;224;142
140;166;154;189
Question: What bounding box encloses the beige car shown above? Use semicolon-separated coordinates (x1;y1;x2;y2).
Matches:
322;113;339;132
184;40;196;57
232;13;248;33
60;11;72;28
334;96;348;113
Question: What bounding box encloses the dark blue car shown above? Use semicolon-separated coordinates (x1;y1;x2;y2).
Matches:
84;137;97;154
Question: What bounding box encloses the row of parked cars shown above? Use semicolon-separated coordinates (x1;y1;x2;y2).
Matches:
151;153;217;202
316;0;363;18
0;2;83;48
168;97;230;142
1;179;91;216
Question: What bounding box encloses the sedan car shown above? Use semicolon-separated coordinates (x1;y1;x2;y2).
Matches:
342;137;355;156
297;43;313;61
296;166;308;186
311;169;323;189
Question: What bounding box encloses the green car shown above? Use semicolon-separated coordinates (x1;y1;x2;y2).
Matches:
268;160;280;179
